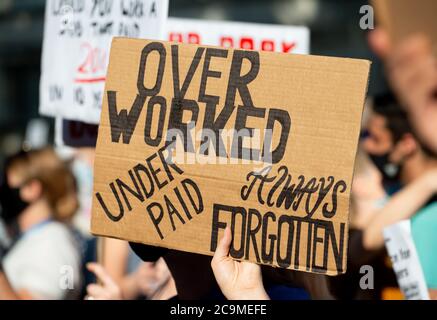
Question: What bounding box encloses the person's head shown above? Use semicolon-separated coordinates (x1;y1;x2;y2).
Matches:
0;147;78;226
363;93;413;155
362;93;422;181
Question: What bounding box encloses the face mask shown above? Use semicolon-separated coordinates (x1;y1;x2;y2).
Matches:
369;153;401;182
0;182;30;225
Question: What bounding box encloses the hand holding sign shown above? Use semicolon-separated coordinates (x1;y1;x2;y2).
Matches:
211;227;269;300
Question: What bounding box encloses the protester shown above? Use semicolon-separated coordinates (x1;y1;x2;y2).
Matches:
0;148;82;299
363;94;413;193
361;97;437;251
331;95;437;299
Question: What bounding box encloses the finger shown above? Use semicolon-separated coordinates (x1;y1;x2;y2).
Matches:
86;284;107;299
407;58;437;99
388;34;432;71
140;262;155;273
368;28;391;59
393;56;436;93
86;263;115;287
212;226;232;262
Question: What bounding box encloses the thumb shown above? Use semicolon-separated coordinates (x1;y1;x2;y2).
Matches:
213;226;232;261
368;28;391;59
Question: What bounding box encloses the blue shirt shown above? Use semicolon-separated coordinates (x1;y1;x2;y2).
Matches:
411;202;437;289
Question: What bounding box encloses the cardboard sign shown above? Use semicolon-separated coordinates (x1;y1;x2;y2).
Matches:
372;0;437;51
384;220;430;300
39;0;168;124
91;38;370;275
167;17;309;54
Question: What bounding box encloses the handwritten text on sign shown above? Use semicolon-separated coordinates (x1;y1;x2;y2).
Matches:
91;39;370;275
39;0;168;124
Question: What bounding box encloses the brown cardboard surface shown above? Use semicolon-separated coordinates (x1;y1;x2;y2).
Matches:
91;38;370;275
372;0;437;51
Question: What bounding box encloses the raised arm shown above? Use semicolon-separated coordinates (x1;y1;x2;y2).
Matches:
363;170;437;250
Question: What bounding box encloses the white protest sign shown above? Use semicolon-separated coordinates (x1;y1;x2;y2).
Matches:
39;0;168;124
167;17;310;54
384;220;430;300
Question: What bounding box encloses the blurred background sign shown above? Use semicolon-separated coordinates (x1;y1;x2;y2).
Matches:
39;0;169;124
384;220;430;300
167;17;310;54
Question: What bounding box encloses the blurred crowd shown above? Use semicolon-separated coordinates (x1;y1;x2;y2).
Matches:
0;22;436;300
